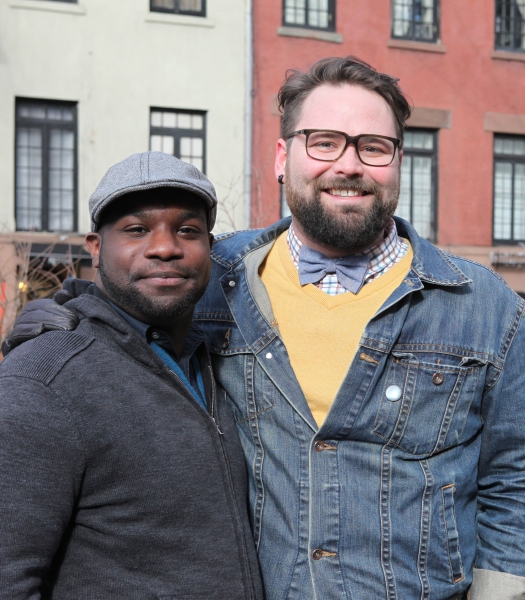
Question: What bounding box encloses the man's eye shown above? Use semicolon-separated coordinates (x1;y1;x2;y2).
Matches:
313;141;337;149
125;225;148;234
179;226;199;235
362;145;386;154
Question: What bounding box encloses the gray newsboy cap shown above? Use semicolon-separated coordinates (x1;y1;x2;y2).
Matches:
89;152;218;231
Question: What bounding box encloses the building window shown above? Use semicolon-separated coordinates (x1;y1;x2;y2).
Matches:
15;99;77;232
150;0;205;17
283;0;336;31
493;135;525;243
495;0;525;52
150;109;206;173
396;129;437;242
392;0;439;42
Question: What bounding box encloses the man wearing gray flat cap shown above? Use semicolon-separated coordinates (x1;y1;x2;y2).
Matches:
0;152;263;600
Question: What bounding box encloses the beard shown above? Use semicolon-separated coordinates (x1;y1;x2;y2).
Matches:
98;250;208;326
284;168;400;253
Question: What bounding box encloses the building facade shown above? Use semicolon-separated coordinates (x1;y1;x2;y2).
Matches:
0;0;249;337
251;0;525;292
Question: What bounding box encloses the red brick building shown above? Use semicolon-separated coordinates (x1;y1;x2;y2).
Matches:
251;0;525;291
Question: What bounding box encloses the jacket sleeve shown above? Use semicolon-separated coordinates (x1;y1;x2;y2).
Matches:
472;302;525;599
0;376;84;599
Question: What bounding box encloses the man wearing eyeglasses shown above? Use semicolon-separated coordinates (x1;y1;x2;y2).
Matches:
4;56;525;600
196;56;525;600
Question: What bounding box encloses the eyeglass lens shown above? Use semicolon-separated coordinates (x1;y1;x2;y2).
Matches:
306;131;395;165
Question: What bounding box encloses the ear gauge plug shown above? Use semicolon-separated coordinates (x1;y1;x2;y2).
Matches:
278;174;284;185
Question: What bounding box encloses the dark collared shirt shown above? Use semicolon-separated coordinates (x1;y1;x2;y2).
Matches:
107;300;207;401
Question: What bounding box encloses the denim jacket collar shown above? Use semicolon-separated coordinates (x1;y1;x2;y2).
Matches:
211;216;472;288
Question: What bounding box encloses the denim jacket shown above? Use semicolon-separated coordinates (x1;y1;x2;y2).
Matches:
194;217;525;600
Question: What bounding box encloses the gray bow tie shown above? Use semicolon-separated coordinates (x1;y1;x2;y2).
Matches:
298;246;369;294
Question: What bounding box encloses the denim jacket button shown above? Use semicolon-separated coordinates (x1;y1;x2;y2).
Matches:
312;548;323;560
385;385;402;402
314;440;326;452
432;372;444;385
228;280;236;288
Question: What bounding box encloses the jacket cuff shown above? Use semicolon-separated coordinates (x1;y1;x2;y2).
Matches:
470;568;525;600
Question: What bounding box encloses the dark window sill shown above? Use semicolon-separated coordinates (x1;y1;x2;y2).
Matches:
277;26;342;44
9;0;85;14
145;12;213;27
387;38;446;53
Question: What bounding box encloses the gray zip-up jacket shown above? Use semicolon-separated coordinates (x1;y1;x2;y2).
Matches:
0;283;263;600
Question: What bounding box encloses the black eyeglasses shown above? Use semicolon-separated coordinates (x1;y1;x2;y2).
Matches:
287;129;401;167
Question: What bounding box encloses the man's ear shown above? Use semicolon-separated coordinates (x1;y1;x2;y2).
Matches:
208;233;214;249
85;233;102;269
275;138;288;180
398;148;403;166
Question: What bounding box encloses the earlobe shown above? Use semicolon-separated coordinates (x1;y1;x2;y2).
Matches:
275;138;288;180
85;233;102;269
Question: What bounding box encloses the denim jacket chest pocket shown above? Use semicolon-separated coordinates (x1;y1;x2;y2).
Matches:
373;351;486;456
200;320;275;422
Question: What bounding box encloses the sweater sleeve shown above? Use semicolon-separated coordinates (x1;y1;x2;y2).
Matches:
0;376;84;599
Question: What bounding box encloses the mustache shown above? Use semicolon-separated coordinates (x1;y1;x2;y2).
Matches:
312;176;379;195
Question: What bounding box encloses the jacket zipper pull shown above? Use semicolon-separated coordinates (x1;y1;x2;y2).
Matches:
212;417;224;435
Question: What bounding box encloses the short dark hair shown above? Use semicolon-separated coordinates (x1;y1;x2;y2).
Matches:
277;55;412;145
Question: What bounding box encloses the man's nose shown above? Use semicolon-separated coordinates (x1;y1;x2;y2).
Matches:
332;144;365;177
144;228;183;260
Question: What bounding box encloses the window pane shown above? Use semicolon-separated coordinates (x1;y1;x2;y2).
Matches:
180;135;204;171
32;106;46;119
177;113;192;129
496;0;525;50
393;0;435;41
150;135;162;152
191;137;203;156
190;157;203;171
152;0;176;8
494;161;513;240
16;127;43;231
179;0;202;11
495;135;525;156
404;130;433;150
162;136;174;155
48;129;75;231
16;100;77;232
397;156;413;222
150;108;205;173
284;0;306;25
411;156;433;240
180;137;191;156
47;108;63;120
514;163;525;239
191;114;203;130
151;111;162;127
163;112;176;128
308;0;329;28
395;130;436;242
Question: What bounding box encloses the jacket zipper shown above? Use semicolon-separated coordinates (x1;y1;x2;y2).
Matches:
165;362;257;598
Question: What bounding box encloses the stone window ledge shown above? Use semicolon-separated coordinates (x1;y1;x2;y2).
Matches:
492;50;525;62
9;0;85;15
388;38;446;53
277;26;343;44
145;12;214;28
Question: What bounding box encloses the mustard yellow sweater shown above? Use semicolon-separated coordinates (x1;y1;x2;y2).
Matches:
260;231;413;427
